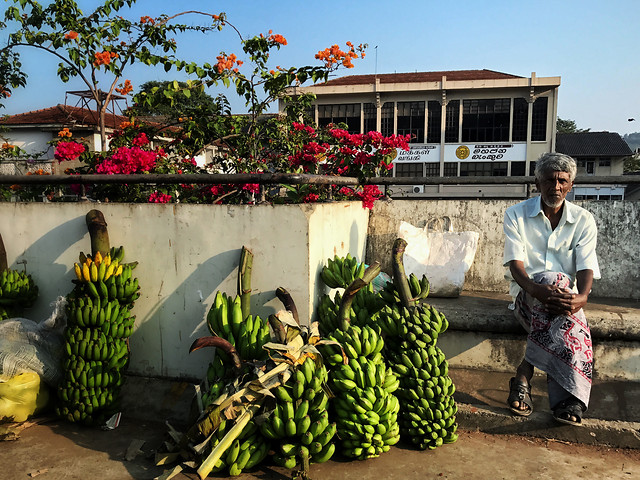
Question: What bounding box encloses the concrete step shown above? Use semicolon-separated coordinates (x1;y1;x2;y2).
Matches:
427;291;640;381
451;367;640;449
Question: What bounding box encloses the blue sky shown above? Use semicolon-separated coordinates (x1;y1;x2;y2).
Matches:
2;0;639;136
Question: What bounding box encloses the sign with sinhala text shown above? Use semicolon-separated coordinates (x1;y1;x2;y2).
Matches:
445;143;526;162
394;145;440;162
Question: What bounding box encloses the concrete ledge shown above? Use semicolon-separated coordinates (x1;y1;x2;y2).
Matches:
426;291;640;341
456;402;640;449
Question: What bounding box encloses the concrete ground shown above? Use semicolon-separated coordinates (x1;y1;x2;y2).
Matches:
3;367;640;480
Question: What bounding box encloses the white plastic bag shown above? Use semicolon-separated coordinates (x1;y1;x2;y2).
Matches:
398;218;479;297
0;296;67;386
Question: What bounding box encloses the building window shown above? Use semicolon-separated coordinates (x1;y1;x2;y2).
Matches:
460;161;508;176
599;158;611;166
445;100;460;143
318;103;361;133
303;105;315;124
381;102;394;137
363;103;376;133
444;162;458;176
395;162;423;177
531;96;548;141
511;161;526;176
397;101;425;143
462;99;510;142
424;163;440;176
512;98;528;142
427;101;441;143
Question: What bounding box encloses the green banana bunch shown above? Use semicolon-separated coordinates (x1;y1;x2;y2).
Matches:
0;268;39;309
381;306;458;450
319;254;366;290
57;245;139;426
205;418;271;476
206;291;270;360
325;324;400;460
379;273;430;305
317;285;384;336
260;357;336;467
202;354;230;409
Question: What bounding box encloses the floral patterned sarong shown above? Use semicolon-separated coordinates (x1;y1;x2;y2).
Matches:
514;272;592;409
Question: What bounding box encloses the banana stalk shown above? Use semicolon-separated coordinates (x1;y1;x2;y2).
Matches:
338;262;381;331
86;209;110;258
391;238;415;309
196;403;261;480
237;246;253;320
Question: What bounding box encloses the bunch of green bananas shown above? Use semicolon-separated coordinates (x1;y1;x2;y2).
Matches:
206;291;270;361
324;325;401;459
0;268;39;312
206;418;271;476
319;254;366;289
317;285;384;336
64;297;135;339
202;354;230;409
379;304;458;449
72;247;140;305
57;246;139;425
377;303;448;341
260;357;336;468
379;272;430;305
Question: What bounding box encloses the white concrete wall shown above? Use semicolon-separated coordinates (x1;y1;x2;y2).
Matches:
0;202;369;380
367;198;640;300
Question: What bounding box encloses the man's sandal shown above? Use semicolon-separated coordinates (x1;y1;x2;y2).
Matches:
507;377;533;416
553;400;585;426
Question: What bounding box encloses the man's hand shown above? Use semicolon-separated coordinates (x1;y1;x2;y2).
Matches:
545;288;588;315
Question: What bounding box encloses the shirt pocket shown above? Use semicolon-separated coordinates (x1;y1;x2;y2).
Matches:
558;247;576;276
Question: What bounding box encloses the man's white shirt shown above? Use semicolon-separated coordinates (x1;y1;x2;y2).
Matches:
503;196;600;299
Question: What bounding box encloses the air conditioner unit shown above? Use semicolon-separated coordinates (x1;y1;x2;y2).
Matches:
412;185;424;194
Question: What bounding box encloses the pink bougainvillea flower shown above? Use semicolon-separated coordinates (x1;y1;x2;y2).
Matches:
54;141;85;162
148;191;172;203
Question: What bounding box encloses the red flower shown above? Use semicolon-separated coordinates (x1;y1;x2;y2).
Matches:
54;141;85;162
303;193;319;203
149;191;172;203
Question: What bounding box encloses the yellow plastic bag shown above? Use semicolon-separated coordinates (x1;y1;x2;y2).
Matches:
0;372;50;423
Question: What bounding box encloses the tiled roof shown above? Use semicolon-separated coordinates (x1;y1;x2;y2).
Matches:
556;132;633;157
317;69;523;87
0;104;128;129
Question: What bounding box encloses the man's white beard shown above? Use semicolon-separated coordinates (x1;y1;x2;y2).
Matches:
542;197;564;209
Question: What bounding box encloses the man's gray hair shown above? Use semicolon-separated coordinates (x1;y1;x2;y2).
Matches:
534;152;577;182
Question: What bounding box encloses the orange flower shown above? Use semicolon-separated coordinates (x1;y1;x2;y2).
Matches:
215;53;243;73
268;33;287;45
315;42;366;69
140;15;155;25
115;79;133;95
1;142;15;150
65;31;78;40
93;50;118;67
58;128;72;138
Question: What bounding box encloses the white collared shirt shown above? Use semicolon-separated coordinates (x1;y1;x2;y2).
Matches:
503;196;600;299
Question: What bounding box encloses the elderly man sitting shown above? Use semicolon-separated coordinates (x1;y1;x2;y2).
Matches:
503;152;600;426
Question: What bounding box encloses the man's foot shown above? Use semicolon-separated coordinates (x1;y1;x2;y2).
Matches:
553;399;585;426
507;377;533;416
